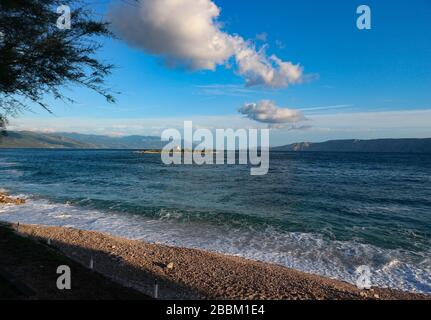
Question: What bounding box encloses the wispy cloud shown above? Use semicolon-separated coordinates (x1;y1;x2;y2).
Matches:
194;84;258;97
256;32;268;42
300;104;353;112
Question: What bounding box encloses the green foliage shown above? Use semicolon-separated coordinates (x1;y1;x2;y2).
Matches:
0;0;115;129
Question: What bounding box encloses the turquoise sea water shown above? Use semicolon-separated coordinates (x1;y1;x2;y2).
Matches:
0;149;430;292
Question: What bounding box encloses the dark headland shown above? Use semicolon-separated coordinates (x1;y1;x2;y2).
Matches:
273;138;431;153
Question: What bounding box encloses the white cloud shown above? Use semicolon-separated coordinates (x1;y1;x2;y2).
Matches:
238;100;307;127
234;46;303;87
108;0;303;88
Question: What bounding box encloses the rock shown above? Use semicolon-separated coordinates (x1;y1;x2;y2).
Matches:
167;262;175;270
374;294;380;299
0;192;26;205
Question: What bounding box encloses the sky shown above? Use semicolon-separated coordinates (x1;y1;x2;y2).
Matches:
9;0;431;146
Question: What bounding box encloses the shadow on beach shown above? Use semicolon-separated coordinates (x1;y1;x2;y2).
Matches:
0;222;208;300
0;222;155;300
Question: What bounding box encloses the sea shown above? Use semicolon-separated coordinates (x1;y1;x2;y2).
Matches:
0;149;430;293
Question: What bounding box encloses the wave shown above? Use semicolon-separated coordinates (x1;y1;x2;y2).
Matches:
0;195;430;294
0;161;18;166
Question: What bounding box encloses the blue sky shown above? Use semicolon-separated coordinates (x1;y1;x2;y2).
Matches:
11;0;431;145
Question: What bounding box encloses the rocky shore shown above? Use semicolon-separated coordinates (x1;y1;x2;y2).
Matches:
0;192;25;206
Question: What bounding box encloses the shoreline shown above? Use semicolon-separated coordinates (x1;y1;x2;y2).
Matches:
4;221;429;300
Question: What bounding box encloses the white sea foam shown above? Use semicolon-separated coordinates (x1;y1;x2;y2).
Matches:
0;161;18;166
1;196;430;293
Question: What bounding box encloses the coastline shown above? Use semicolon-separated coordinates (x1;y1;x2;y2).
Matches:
3;221;429;300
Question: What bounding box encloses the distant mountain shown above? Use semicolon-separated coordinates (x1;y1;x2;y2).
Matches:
0;131;165;149
56;132;165;149
0;131;96;149
3;132;431;153
273;138;431;153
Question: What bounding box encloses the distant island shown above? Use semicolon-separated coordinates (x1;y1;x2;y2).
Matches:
273;138;431;153
135;146;218;155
